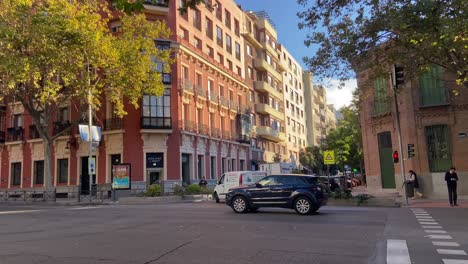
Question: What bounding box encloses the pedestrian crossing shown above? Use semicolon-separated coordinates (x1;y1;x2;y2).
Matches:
387;209;468;264
411;208;468;264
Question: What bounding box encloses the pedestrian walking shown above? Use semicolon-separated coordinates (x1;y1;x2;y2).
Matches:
409;170;423;199
445;167;459;206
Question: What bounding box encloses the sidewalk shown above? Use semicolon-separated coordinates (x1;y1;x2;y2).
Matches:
406;198;468;208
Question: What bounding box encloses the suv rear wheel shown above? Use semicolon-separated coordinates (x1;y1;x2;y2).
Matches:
294;196;314;215
231;196;248;214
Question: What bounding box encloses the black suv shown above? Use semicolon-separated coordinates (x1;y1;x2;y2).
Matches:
225;174;327;215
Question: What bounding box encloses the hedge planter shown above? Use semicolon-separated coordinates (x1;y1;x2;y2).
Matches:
119;196;182;205
326;197;400;208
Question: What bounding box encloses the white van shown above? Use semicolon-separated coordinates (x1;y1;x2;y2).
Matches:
213;171;267;203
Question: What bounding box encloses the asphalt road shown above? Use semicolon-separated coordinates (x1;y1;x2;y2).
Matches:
0;202;467;264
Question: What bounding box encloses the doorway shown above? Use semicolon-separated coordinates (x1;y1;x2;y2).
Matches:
110;154;121;184
377;132;396;188
181;154;191;185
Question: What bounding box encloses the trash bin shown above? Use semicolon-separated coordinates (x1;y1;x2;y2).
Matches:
405;181;414;198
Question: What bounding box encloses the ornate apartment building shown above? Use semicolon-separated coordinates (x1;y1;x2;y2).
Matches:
0;1;318;194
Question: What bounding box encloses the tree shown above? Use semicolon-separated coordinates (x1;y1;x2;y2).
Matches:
299;146;325;174
0;0;171;191
297;0;468;88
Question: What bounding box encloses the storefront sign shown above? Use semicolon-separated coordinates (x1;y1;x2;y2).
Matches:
146;153;164;168
112;164;131;190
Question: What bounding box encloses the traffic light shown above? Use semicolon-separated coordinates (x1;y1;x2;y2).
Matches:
407;144;415;158
393;151;399;163
392;64;405;86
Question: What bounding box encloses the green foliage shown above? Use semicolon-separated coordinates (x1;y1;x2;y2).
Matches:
186;184;202;195
297;0;468;88
145;184;162;197
354;194;371;206
331;189;352;199
173;184;186;196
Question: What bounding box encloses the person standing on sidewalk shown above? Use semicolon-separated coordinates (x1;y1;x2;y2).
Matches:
445;167;459;206
409;170;423;199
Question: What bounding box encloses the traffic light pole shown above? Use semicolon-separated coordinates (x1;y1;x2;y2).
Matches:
393;84;408;206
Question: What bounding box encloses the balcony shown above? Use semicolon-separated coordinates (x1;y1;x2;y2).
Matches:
253;58;282;81
53;121;71;136
142;0;169;15
222;130;231;140
264;42;278;57
255;103;284;121
179;120;196;133
141;117;172;129
219;96;229;109
255;126;286;143
229;101;238;112
211;127;220;138
104;118;124;131
6;127;24;142
369;99;392;118
180;79;194;95
208;94;218;105
29;125;41;139
194;85;207;99
254;81;283;100
198;124;209;135
241;27;262;49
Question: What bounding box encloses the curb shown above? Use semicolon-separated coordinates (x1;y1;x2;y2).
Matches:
327;198;401;208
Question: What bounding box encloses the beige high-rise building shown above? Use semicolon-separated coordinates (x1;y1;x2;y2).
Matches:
303;72;337;146
241;11;287;164
280;46;307;164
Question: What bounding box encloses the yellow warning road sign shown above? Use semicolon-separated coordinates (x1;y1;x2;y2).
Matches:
323;150;336;165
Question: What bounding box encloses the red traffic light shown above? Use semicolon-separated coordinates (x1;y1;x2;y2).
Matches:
393;151;399;163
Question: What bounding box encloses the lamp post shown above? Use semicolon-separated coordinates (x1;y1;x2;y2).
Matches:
339;149;345;190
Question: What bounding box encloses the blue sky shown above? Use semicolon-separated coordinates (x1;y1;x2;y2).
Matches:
234;0;356;109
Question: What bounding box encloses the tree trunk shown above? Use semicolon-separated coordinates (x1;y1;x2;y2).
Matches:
44;139;54;192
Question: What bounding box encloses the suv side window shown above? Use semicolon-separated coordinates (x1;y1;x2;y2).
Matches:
278;176;299;185
257;176;282;186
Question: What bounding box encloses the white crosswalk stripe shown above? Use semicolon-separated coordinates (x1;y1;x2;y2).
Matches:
387;239;411;264
423;225;443;229
425;234;453;239
433;242;461;247
425;230;448;234
437;249;467;255
442;259;468;264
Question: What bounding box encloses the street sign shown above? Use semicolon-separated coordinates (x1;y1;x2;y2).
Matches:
323;150;336;165
89;157;96;175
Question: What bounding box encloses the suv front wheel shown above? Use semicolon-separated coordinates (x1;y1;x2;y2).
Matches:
231;196;249;214
294;196;314;215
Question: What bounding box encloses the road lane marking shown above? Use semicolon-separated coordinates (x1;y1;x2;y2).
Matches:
425;235;453;239
0;210;43;215
418;219;436;221
426;230;448;234
437;249;467;255
386;239;411;264
416;216;433;218
420;222;439;225
443;259;468;264
423;225;443;229
433;242;460;247
68;206;101;210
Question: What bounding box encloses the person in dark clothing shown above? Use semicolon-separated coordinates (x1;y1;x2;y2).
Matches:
198;177;208;188
409;170;423;199
445;167;459;206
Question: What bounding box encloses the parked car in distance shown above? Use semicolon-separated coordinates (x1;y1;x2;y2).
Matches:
225;174;327;215
213;171;267;203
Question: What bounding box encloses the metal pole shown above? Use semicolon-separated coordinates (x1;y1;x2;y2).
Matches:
393;85;408;205
327;165;330;192
88;63;93;197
